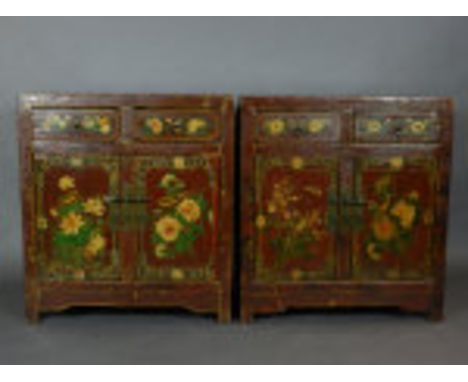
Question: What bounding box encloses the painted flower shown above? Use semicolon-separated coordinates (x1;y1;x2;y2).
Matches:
147;117;164;135
290;156;304;170
81;116;95;130
70;157;83;167
366;242;381;261
98;116;111;134
83;198;106;217
155;215;182;242
160;173;183;189
170;268;185;281
256;214;266;229
85;233;106;259
391;199;416;229
267;202;277;214
366;119;382;134
154;243;167;258
389;156;404;170
37;216;48;230
60;212;85;235
308;119;326;134
173;156;186;170
409;120;427;134
177;198;201;222
158;195;178;208
49;208;58;217
58;175;75;191
265;119;285;136
372;214;396;242
291;269;303;281
187;118;206;134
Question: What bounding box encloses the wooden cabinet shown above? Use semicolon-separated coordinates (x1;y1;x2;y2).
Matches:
19;94;234;323
240;97;453;322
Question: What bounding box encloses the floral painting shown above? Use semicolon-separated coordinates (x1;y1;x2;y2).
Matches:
142;115;213;138
151;172;209;259
37;174;109;278
40;114;113;135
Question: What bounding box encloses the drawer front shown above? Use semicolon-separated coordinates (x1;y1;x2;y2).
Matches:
32;109;119;141
355;114;440;143
133;109;221;142
257;113;341;141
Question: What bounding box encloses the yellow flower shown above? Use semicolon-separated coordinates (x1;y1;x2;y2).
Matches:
291;269;303;281
173;156;186;170
366;119;382;133
391;199;416;229
409;120;427;134
70;157;83;167
58;175;75;191
37;217;48;230
147;117;164;135
154;243;167;258
50;208;58;217
389;156;404;170
265;119;285;136
83;198;106;217
308;119;326;134
160;173;178;188
366;242;381;261
81;116;95;129
372;214;396;242
256;214;266;229
60;213;85;235
177;198;201;222
100;124;111;134
85;234;106;259
290;156;304;170
155;216;182;242
170;268;185;281
187;118;206;134
267;202;276;214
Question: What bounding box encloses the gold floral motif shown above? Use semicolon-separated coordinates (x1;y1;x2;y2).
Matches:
265;118;285;136
256;214;266;229
58;175;76;191
146;117;164;135
83;198;106;217
290;156;304;170
60;212;85;235
389;156;404;170
154;243;167;258
155;215;182;242
409;120;427;134
177;198;202;222
366;119;383;134
307;119;326;134
372;214;396;242
84;234;106;260
170;268;185;281
173;156;186;170
391;199;416;229
186;118;207;134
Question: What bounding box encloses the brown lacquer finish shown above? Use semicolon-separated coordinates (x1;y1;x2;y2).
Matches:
240;97;453;322
19;93;234;323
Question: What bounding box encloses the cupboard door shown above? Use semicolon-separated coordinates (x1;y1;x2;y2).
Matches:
252;154;340;282
129;153;221;283
33;153;121;281
351;154;438;280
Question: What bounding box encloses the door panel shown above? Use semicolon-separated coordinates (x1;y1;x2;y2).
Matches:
33;153;120;281
253;155;339;282
130;154;220;282
351;154;438;280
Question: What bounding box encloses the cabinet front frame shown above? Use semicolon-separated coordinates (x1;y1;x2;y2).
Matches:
19;94;234;323
240;97;453;322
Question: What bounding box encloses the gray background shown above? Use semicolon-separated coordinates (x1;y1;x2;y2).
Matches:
0;17;467;364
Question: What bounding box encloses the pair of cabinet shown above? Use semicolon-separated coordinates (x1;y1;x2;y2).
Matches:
18;94;452;323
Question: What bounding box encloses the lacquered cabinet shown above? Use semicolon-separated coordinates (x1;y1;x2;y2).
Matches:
240;97;452;321
19;94;234;323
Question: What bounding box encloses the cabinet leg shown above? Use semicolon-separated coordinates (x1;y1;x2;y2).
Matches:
428;305;444;322
240;305;253;324
26;305;40;324
217;306;231;324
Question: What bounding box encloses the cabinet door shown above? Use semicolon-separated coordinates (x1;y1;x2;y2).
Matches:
129;153;221;283
351;154;438;280
252;154;340;282
33;153;120;281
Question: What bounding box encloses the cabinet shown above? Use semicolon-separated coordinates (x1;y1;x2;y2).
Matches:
240;97;452;321
19;94;234;323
